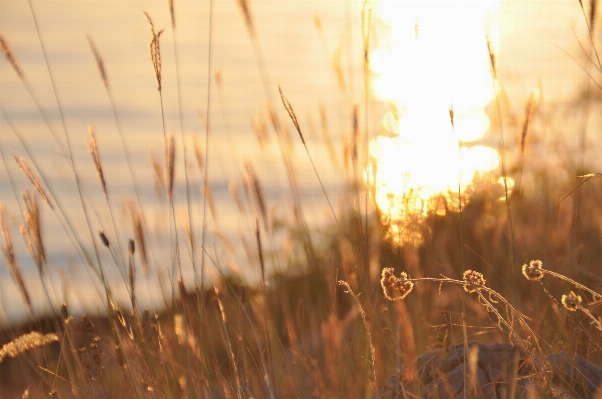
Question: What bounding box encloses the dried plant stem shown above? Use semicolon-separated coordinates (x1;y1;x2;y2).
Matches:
0;35;68;159
255;219;265;286
235;0;316;285
278;87;353;257
26;0;109;293
543;269;602;301
338;280;379;398
214;286;243;398
488;35;517;287
1;112;103;286
577;305;602;331
87;35;157;271
557;173;601;205
87;126;127;274
169;5;199;294
361;0;372;274
577;0;602;69
144;11;182;282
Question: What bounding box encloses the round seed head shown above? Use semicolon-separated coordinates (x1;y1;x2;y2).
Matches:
463;270;486;293
561;291;581;312
380;267;414;300
522;260;544;281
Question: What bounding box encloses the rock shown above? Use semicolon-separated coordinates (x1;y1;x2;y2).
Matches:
376;342;602;399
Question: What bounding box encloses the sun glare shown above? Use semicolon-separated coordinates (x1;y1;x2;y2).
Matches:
367;0;504;246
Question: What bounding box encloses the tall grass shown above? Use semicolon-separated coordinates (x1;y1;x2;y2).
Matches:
0;0;602;398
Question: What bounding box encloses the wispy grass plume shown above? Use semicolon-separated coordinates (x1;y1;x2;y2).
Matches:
87;126;108;199
144;11;164;91
0;33;23;78
0;331;58;363
13;153;53;210
21;190;46;273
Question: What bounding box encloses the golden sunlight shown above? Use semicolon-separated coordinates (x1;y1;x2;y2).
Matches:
368;0;502;246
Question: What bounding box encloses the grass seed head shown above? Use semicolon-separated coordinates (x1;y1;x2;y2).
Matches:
236;0;254;34
486;35;497;78
144;11;164;91
463;270;486;293
87;36;108;88
88;126;108;199
1;206;32;314
90;338;102;367
380;267;414;300
168;0;175;28
522;260;544;281
60;304;70;323
561;291;582;311
14;154;53;210
21;191;46;271
279;86;305;145
99;230;110;247
0;332;59;363
115;344;125;368
0;34;23;78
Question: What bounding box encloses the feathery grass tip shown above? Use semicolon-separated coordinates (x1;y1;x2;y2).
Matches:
21;190;46;272
0;332;59;363
88;126;108;199
13;153;53;210
143;11;164;91
0;34;23;78
279;86;305;145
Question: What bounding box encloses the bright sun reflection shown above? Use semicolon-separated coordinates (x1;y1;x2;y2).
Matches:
367;0;509;246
